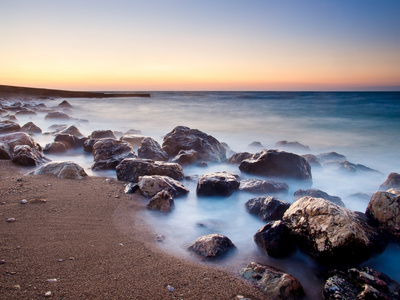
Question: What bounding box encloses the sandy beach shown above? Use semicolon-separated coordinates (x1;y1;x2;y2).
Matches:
0;160;266;299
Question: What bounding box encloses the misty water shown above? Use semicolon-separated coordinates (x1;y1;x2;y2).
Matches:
11;91;400;299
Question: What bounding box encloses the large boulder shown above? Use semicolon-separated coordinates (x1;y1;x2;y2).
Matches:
171;149;198;166
226;152;253;165
282;197;386;265
43;142;67;154
239;178;289;195
0;120;21;133
138;175;189;198
137;137;168;161
239;262;304;300
239;149;312;181
366;191;400;239
30;161;87;179
146;190;174;213
301;154;321;168
245;196;291;221
196;172;240;197
323;267;400;300
116;158;184;183
21;122;42;134
162;126;226;162
0;132;41;152
12;145;48;166
188;234;236;258
92;139;136;170
294;188;344;207
380;173;400;190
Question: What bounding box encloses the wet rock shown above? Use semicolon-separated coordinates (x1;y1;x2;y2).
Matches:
92;138;136;170
324;160;381;174
221;142;235;157
45;111;71;119
254;221;296;258
54;133;79;149
239;149;312;181
301;154;321;168
21;122;42;134
294;188;344;207
0;120;21;133
83;138;97;153
316;152;347;164
380;172;400;190
124;128;143;135
12;145;48;166
15;109;37;116
387;188;400;196
60;125;83;137
43;142;67;154
323;267;400;300
124;182;139;194
138;175;189;198
226;152;253;165
120;134;147;148
0;132;41;152
248;141;264;149
239;262;304;300
282;196;387;265
239;178;289;195
188;234;236;258
171;149;198;165
47;124;68;134
116;158;184;183
137;137;169;161
0;143;12;159
89;130;116;139
366;191;400;239
162;126;226;162
31;161;88;179
245;196;291;221
276;140;310;152
196;172;240;197
146;190;174;213
58;100;73;108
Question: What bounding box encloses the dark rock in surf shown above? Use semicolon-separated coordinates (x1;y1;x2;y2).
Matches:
137;137;169;161
21;122;42;134
226;152;252;165
124;182;139;194
0;132;42;152
124;129;143;135
188;234;236;258
0;143;12;159
162;126;226;162
15;109;37;116
387;188;400;196
54;133;79;149
239;262;304;300
196;172;240;197
316;152;347;164
116;158;184;183
43;142;67;154
245;196;291;221
0;120;21;133
239;149;312;181
221;142;235;157
83;138;97;153
276;140;310;152
146;190;174;213
12;145;48;166
254;221;296;258
171;149;198;166
380;172;400;190
89;130;116;139
248;141;264;149
138;175;189;198
324;160;381;174
239;178;289;195
294;188;345;207
60;125;84;137
120;134;147;148
92;138;136;170
45;111;71;120
301;154;321;168
58;100;73;108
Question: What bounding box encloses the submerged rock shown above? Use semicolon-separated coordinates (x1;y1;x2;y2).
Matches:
294;188;344;207
171;149;198;166
137;137;168;161
58;100;73;108
138;175;189;198
380;172;400;190
21;122;42;134
89;130;116;139
45;111;71;120
43;142;67;154
301;154;321;168
316;152;347;164
59;125;84;137
324;160;381;174
146;190;174;213
245;196;291;221
275;140;310;152
226;152;253;165
188;234;236;258
92;138;136;170
31;161;88;179
196;172;240;197
239;178;289;195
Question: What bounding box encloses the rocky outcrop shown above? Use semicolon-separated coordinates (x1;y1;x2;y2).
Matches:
21;122;42;134
239;149;312;181
254;221;296;258
137;137;168;161
323;267;400;300
366;191;400;239
226;152;253;164
239;262;304;300
239;178;289;195
91;139;136;170
275;140;310;152
316;152;347;164
116;158;184;183
171;149;198;166
0;120;21;133
162;126;226;162
380;173;400;190
12;145;48;166
294;188;344;207
196;172;240;197
282;197;386;265
89;130;116;139
245;196;291;221
120;134;147;148
146;190;174;213
138;175;189;198
30;161;87;179
188;234;236;258
45;111;71;120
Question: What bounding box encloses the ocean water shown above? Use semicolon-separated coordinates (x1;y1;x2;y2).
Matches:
10;91;400;299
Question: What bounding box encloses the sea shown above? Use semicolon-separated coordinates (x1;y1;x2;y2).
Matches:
9;91;400;299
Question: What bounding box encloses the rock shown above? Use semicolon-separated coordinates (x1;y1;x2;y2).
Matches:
248;141;264;149
324;160;381;174
188;234;236;258
124;182;139;194
43;142;67;154
7;217;16;223
239;262;304;300
120;134;147;148
171;149;198;165
92;138;136;170
366;191;400;239
47;124;68;134
239;149;312;181
162;126;226;162
276;140;310;152
138;175;189;198
380;173;400;190
54;133;79;149
0;132;41;152
301;154;321;168
196;172;240;197
83;138;97;153
254;221;296;258
12;145;47;166
0;120;21;133
59;125;83;137
387;188;400;196
146;190;174;213
294;188;344;207
89;130;116;139
239;178;289;195
221;142;235;157
45;111;71;119
245;196;291;221
282;196;387;265
316;152;347;164
137;137;168;161
116;158;184;183
31;161;88;179
21;122;42;134
0;143;12;159
124;129;143;135
15;109;37;116
58;100;73;108
226;152;253;165
323;267;400;300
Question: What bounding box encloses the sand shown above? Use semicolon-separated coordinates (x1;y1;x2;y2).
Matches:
0;160;266;299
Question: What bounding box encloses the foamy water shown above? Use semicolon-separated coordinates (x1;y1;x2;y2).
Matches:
8;91;400;299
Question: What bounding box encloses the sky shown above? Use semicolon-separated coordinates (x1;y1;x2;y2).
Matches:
1;0;400;91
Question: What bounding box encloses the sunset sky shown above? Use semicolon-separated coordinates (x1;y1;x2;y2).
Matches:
1;0;400;91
